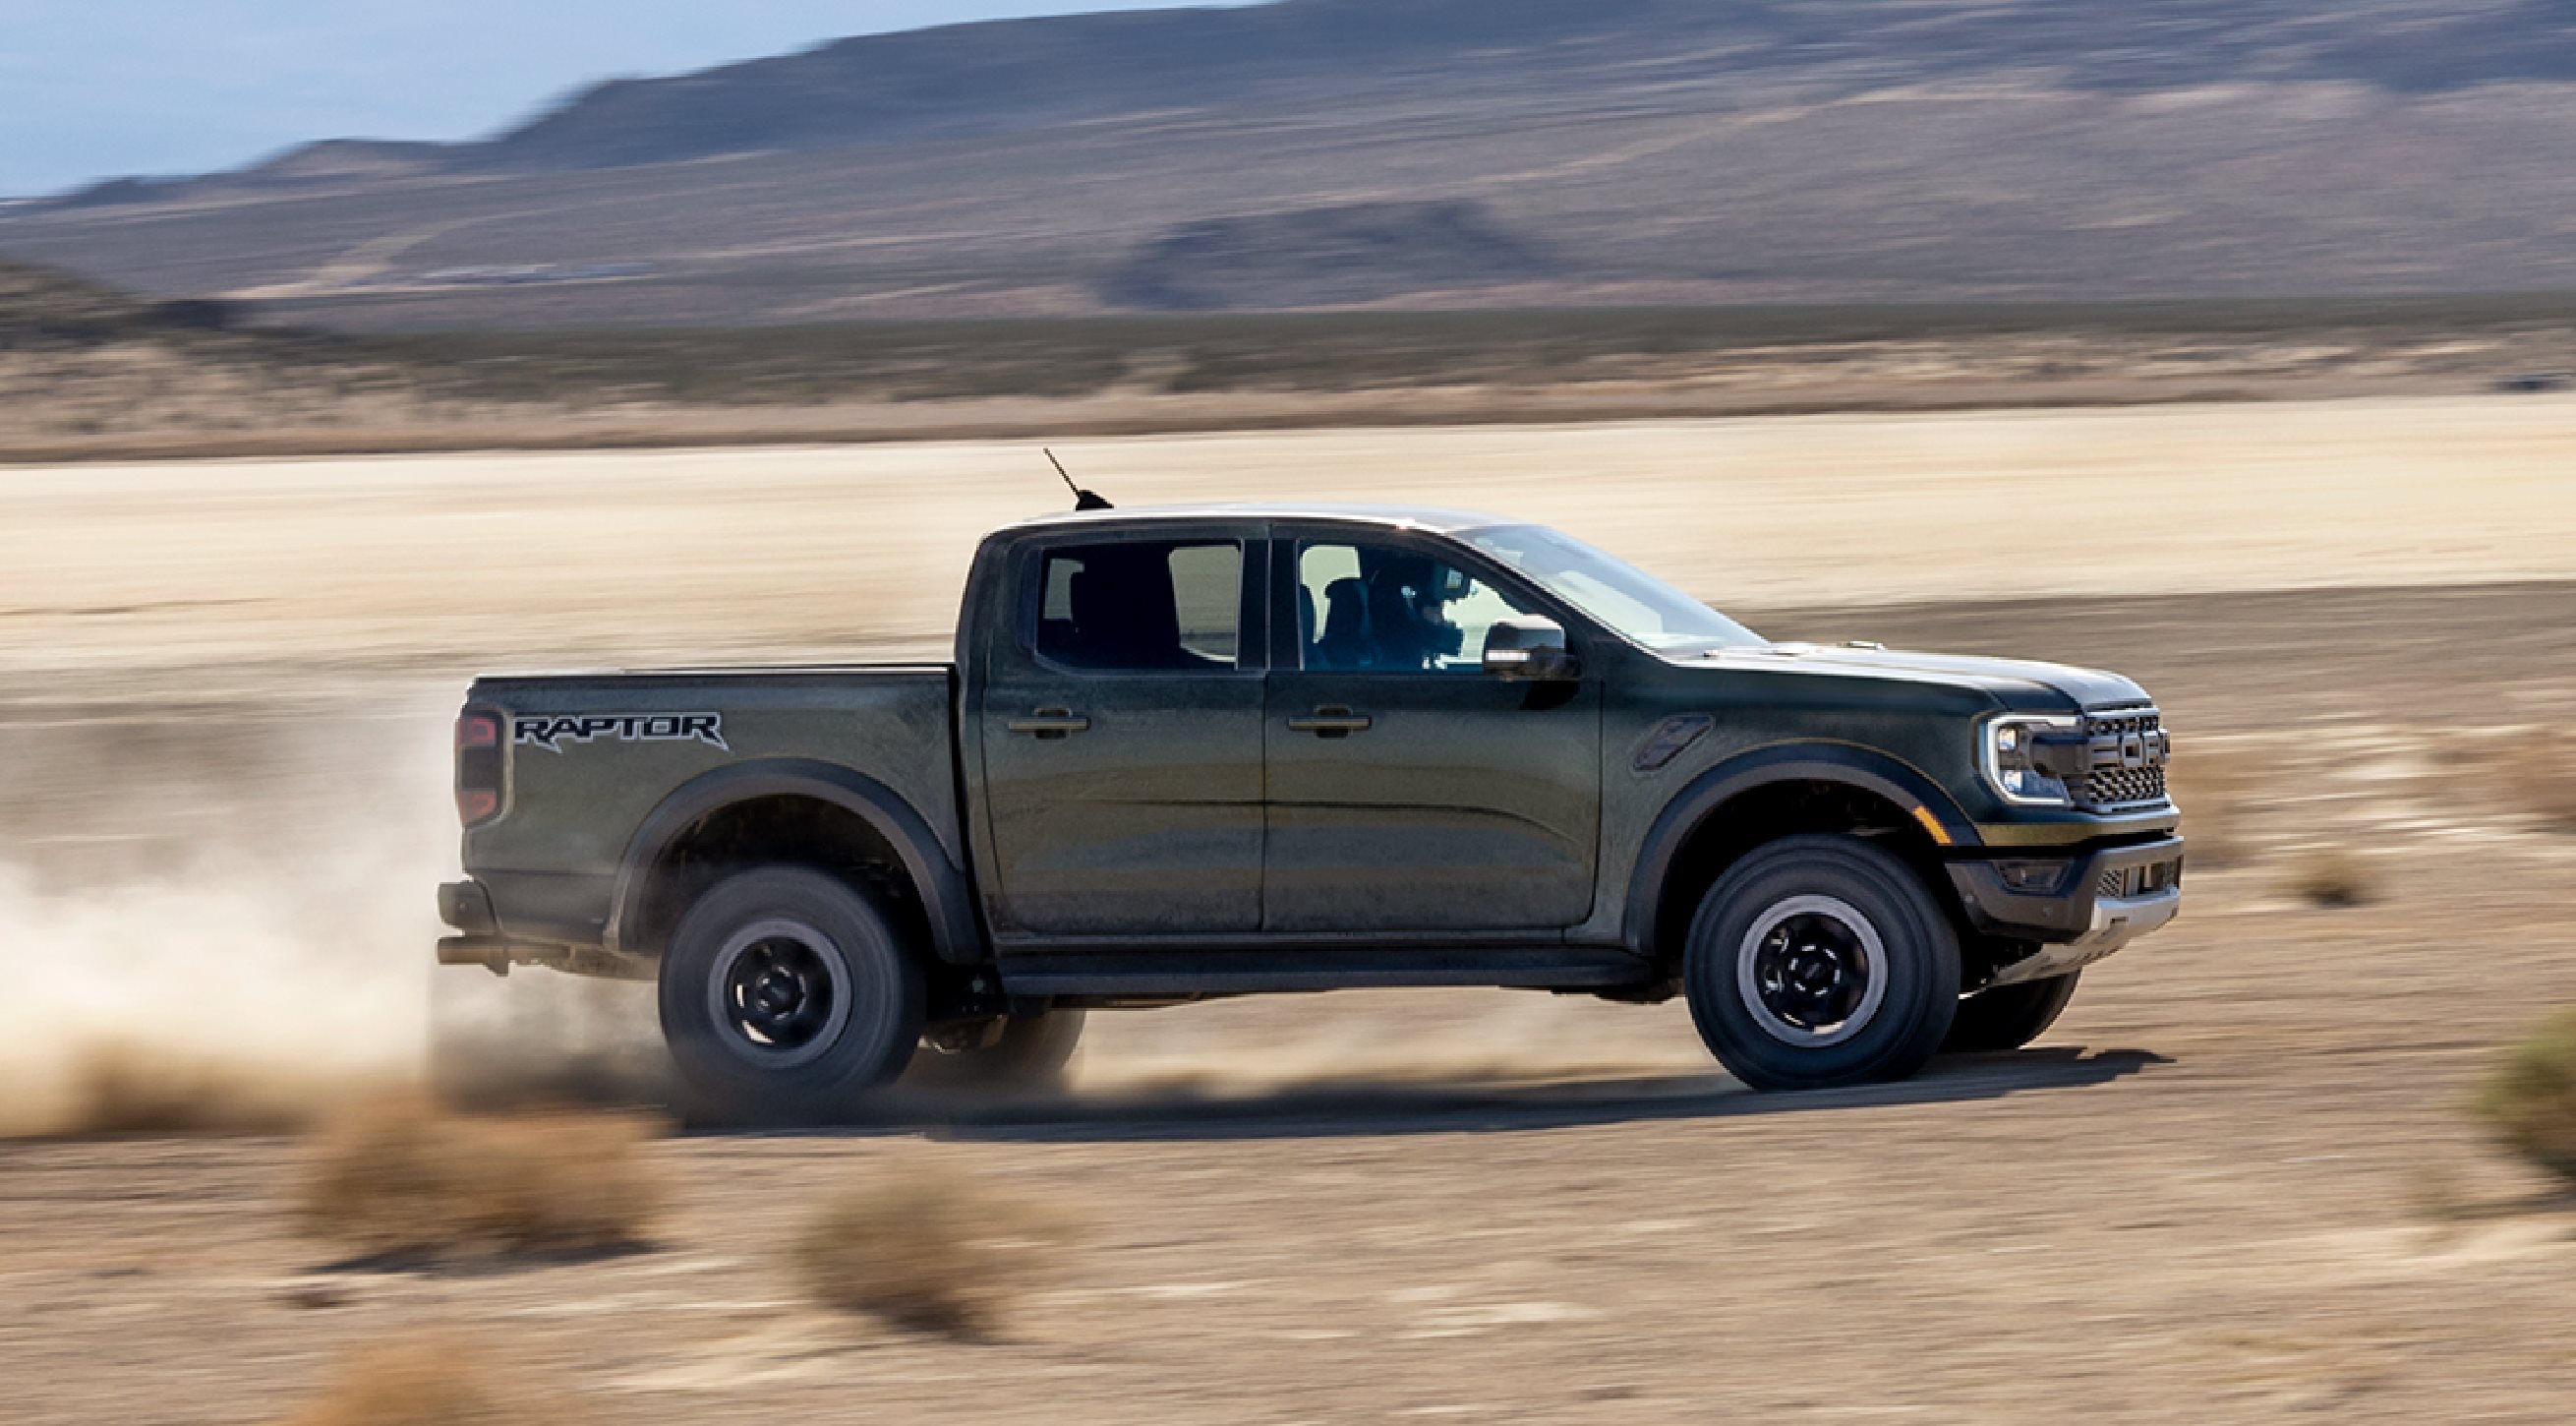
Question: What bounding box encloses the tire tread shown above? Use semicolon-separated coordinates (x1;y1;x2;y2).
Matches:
1682;834;1960;1092
657;865;925;1121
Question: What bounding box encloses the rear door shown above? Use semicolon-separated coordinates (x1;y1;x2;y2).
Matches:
976;524;1267;935
1262;528;1603;932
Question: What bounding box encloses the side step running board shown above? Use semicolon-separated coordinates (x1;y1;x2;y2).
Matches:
998;947;1655;998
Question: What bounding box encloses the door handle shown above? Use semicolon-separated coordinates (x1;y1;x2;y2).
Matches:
1008;707;1090;739
1287;706;1373;738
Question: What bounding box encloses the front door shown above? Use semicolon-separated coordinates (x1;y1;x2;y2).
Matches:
1263;532;1602;932
978;529;1264;935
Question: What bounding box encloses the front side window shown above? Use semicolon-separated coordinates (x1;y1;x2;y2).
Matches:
1036;540;1243;672
1294;540;1541;674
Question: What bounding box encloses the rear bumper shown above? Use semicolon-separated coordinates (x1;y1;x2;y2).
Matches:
438;879;498;935
1945;835;2185;988
437;878;640;980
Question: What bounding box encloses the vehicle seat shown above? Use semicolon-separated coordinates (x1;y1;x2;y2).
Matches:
1365;567;1433;671
1066;561;1191;669
1060;570;1108;665
1298;585;1318;664
1316;577;1372;669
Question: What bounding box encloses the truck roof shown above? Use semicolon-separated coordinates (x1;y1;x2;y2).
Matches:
997;502;1515;536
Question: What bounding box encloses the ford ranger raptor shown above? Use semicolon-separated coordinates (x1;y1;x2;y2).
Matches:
438;504;2183;1112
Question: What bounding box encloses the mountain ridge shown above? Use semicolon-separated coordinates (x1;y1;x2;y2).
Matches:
9;1;2576;324
50;0;2576;196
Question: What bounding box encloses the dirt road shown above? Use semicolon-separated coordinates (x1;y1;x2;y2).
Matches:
2;397;2574;1423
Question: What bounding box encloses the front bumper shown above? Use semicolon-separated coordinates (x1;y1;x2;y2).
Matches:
1945;835;2185;988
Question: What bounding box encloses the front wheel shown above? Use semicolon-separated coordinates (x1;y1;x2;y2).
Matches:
1683;834;1961;1092
1942;971;2081;1054
658;867;924;1122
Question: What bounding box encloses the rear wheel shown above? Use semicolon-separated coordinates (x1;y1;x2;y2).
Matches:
1942;971;2081;1054
1683;834;1960;1092
657;866;924;1122
904;1011;1085;1097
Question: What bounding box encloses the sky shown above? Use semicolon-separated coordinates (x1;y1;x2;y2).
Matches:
0;2;1254;198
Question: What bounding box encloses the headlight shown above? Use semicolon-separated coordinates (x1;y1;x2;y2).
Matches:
1982;714;2080;807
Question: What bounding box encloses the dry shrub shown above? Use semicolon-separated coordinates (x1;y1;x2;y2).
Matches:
298;1097;664;1262
2502;729;2576;832
2285;846;2372;908
2168;744;2262;867
2475;1008;2576;1190
794;1169;1077;1339
269;1335;565;1426
43;1044;348;1137
2402;1164;2473;1224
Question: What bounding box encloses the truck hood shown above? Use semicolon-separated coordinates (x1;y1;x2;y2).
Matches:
1690;641;2151;710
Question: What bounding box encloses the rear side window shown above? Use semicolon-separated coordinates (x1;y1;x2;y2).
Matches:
1036;540;1243;672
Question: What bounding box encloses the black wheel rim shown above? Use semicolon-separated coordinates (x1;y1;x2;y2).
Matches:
707;919;852;1068
1735;894;1890;1047
1754;915;1869;1028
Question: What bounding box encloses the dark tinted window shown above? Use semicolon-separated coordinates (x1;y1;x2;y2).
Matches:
1036;540;1243;672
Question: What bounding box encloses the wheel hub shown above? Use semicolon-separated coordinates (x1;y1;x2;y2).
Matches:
1757;921;1867;1029
709;921;850;1065
1735;894;1892;1049
749;968;803;1017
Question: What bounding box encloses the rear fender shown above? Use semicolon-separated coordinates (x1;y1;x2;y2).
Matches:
605;758;985;965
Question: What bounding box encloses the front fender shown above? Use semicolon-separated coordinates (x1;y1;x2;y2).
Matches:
1621;743;1978;955
604;758;985;965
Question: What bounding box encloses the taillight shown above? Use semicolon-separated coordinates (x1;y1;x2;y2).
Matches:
455;709;504;826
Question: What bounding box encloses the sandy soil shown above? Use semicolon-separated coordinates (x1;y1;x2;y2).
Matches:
7;393;2575;677
3;396;2575;1423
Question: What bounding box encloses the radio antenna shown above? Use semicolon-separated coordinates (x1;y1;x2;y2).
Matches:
1045;447;1114;511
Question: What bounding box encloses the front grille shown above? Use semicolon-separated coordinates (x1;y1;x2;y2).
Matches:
2082;763;2168;807
2074;706;2170;810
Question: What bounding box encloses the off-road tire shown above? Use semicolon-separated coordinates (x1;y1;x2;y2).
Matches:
903;1011;1086;1096
1683;834;1961;1092
658;866;924;1122
1942;971;2081;1055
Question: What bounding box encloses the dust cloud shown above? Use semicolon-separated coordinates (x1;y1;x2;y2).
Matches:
1070;990;1717;1102
0;713;455;1138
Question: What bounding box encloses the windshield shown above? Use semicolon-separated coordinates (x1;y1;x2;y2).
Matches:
1466;525;1764;652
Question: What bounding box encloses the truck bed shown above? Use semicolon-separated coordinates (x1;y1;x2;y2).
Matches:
462;664;962;949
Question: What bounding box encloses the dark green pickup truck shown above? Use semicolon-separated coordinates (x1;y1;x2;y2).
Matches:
439;504;2182;1111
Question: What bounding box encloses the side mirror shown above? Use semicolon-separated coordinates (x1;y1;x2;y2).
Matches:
1483;616;1580;682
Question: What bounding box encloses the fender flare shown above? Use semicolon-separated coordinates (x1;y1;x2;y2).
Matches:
605;758;985;966
1622;743;1979;954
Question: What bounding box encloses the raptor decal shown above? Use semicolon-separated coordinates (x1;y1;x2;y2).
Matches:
514;712;728;754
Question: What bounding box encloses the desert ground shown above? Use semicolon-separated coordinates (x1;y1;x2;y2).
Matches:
3;394;2576;1423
